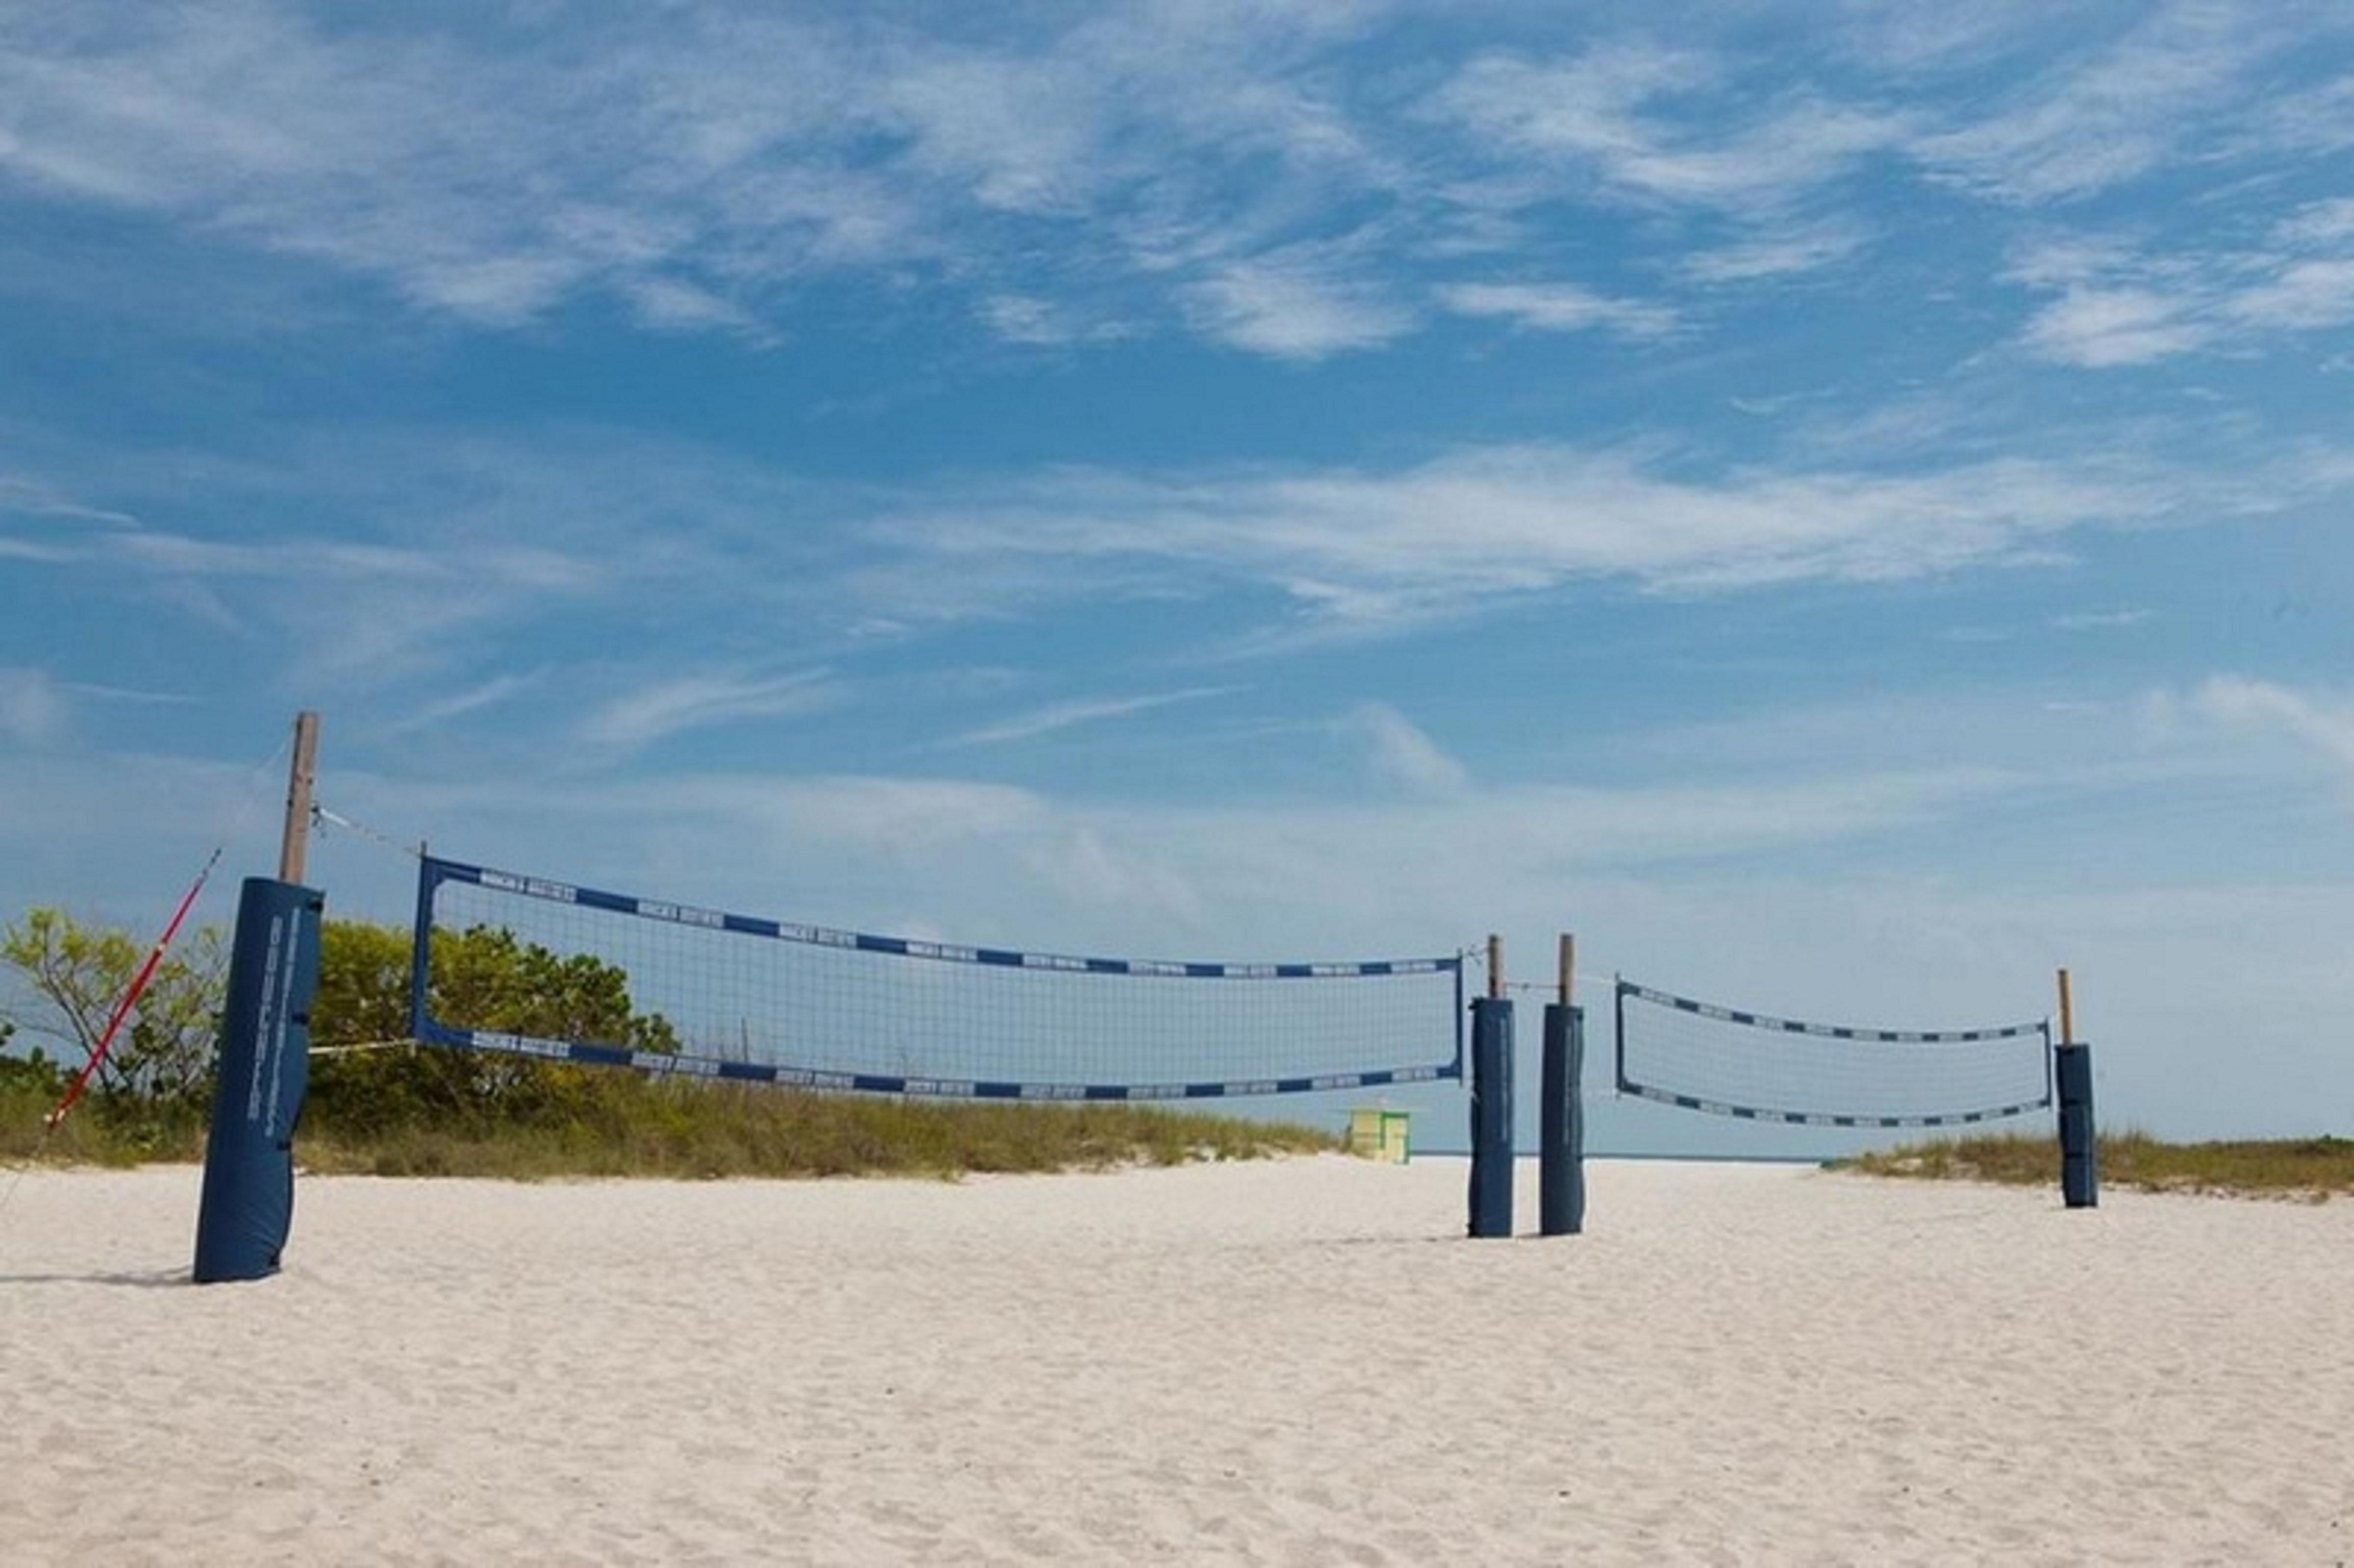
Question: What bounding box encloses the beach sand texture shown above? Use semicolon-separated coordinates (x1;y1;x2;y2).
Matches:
3;1156;2350;1566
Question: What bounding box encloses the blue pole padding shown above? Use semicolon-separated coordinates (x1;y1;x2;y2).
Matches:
2055;1042;2098;1210
193;878;323;1284
1467;997;1514;1239
1539;1003;1585;1237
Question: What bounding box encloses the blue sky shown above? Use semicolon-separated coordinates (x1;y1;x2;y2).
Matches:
4;1;2352;1149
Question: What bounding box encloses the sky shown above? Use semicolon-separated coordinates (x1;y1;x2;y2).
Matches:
3;0;2352;1154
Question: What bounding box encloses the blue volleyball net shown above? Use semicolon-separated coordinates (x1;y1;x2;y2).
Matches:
1614;977;2051;1128
409;854;1463;1100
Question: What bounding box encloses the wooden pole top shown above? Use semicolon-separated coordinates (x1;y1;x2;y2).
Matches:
2057;967;2075;1047
1486;934;1503;1000
1559;933;1575;1008
279;710;320;885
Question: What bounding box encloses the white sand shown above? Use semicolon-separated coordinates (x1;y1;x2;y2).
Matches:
2;1157;2350;1566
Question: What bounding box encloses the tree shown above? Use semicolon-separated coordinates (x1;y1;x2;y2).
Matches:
0;908;228;1114
0;1015;67;1098
431;924;681;1055
307;920;679;1137
2;906;679;1138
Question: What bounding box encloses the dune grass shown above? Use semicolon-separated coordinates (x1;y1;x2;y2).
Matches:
0;1072;1339;1180
296;1080;1339;1181
0;1079;206;1166
1840;1130;2354;1200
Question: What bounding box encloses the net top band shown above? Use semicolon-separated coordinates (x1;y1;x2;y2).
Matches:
425;855;1460;981
1615;978;2047;1044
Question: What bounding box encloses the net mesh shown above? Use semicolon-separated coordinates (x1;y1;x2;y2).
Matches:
1614;979;2051;1128
409;856;1462;1099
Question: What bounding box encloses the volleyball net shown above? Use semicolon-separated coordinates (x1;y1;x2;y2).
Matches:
1614;977;2051;1128
408;854;1463;1100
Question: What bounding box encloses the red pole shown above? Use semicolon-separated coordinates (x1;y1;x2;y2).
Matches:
45;848;223;1130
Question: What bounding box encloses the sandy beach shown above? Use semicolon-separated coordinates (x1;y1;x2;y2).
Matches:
2;1156;2349;1565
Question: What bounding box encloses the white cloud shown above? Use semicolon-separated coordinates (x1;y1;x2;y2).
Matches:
627;277;758;335
2003;192;2354;365
1343;703;1468;796
1032;824;1208;930
14;411;2346;714
0;2;1416;358
389;674;542;734
867;438;2272;638
2273;197;2354;249
2238;64;2354;158
1184;248;1414;358
1435;280;1676;338
1433;43;1716;177
1;0;2341;373
1912;2;2281;203
1682;218;1872;283
2224;259;2354;331
579;670;842;750
2184;676;2354;776
0;474;141;528
0;666;67;744
2020;285;2210;366
955;687;1232;747
976;292;1141;348
1829;0;2060;70
0;536;74;563
1433;46;1912;217
10;505;613;686
757;775;1050;855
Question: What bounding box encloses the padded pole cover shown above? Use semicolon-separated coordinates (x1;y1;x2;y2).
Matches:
1467;997;1514;1238
1539;1003;1586;1237
193;878;321;1284
2055;1042;2098;1210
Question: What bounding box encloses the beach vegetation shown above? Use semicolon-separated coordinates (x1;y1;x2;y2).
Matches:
1841;1129;2354;1200
2;910;1337;1177
1;907;229;1152
307;920;682;1140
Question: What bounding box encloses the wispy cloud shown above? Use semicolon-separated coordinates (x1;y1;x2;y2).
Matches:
1911;2;2286;203
1433;46;1912;218
1828;0;2061;71
1682;218;1872;283
1435;280;1676;338
2;0;2343;371
9;507;610;685
2052;608;2152;632
1183;245;1415;359
954;686;1233;747
2006;192;2354;366
2225;260;2354;332
0;2;1409;358
579;669;842;750
389;673;542;734
0;537;75;563
2270;198;2354;249
1342;703;1468;796
0;475;141;528
0;666;67;744
2182;676;2354;777
2020;285;2211;366
978;294;1133;347
13;406;2346;716
2240;69;2354;159
867;437;2313;639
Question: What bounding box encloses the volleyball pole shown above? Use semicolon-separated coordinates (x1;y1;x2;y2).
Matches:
1467;935;1514;1239
2054;967;2098;1209
1538;933;1585;1237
